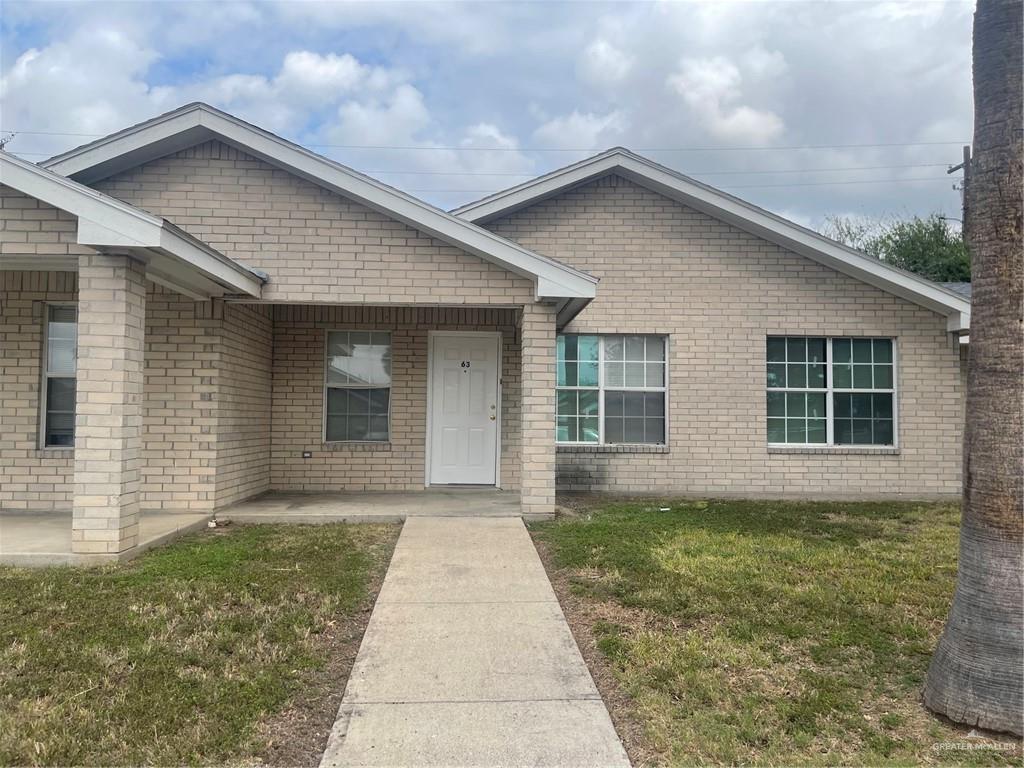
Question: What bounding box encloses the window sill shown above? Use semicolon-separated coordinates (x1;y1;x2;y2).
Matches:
34;447;73;458
321;441;392;452
768;446;900;456
557;444;669;455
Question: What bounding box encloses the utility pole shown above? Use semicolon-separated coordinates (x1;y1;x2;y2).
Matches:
947;144;971;242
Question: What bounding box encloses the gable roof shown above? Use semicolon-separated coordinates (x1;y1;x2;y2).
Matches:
0;150;264;299
42;103;597;313
453;148;971;332
941;282;972;300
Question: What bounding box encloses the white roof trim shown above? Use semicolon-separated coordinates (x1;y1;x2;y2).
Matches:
453;148;971;331
43;103;597;301
1;151;263;298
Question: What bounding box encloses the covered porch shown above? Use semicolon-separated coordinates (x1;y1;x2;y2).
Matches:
0;489;524;567
1;144;592;565
0;284;559;564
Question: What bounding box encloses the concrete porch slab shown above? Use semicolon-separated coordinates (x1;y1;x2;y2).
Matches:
221;488;528;524
0;511;212;567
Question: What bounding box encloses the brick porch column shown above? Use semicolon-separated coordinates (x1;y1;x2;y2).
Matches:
519;301;557;517
71;253;146;555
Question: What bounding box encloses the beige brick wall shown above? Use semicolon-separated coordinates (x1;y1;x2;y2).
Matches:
485;175;964;498
0;271;78;511
142;284;218;510
214;302;273;506
0;272;272;513
72;253;146;554
0;187;93;258
92;141;535;306
269;305;521;492
519;302;558;514
4;149;540;511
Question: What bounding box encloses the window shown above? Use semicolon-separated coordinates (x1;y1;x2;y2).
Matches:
42;305;77;448
325;331;391;442
557;334;667;445
766;336;895;446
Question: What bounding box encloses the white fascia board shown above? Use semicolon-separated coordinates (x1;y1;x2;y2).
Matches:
44;104;596;300
456;150;970;329
156;224;263;297
453;152;622;221
196;110;596;299
43;111;209;182
3;151;261;297
3;152;164;241
76;216;159;248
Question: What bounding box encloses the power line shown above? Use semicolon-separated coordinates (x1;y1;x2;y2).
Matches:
368;162;952;177
407;177;953;194
1;150;957;177
0;128;969;152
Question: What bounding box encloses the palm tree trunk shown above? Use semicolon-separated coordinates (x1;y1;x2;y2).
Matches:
923;0;1024;736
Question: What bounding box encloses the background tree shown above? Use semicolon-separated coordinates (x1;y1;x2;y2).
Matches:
923;0;1023;736
822;213;970;282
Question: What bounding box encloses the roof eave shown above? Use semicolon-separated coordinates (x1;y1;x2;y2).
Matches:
42;103;597;301
454;150;970;328
2;151;262;299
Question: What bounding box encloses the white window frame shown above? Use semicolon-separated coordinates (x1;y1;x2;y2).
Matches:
39;302;78;450
766;336;899;448
556;334;669;446
322;329;393;444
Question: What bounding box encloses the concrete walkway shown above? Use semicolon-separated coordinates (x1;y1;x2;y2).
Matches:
320;517;630;768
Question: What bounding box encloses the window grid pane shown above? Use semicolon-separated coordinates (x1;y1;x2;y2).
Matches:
556;334;667;445
43;305;78;448
327;330;391;387
325;331;391;442
767;336;895;447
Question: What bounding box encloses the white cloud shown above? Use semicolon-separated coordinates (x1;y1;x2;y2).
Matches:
577;38;633;87
0;33;412;152
741;46;788;80
333;84;433;145
532;110;627;150
0;26;161;143
667;56;784;144
0;0;972;221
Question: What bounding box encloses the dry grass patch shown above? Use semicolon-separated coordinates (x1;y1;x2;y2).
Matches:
532;499;1022;766
0;523;398;767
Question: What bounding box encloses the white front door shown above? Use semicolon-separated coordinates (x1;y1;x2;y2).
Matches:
428;332;500;485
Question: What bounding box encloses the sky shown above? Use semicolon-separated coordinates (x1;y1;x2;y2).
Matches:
0;0;974;229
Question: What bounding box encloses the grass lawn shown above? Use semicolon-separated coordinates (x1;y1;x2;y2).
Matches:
0;523;399;767
532;499;1022;767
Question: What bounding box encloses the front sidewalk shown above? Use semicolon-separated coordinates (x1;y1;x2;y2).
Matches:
319;517;630;767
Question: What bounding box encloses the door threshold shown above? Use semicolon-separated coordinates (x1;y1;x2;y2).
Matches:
426;484;501;490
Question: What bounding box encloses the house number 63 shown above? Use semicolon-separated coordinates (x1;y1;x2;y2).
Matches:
460;361;471;368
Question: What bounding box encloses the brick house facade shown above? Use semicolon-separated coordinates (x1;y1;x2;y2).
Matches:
0;104;971;560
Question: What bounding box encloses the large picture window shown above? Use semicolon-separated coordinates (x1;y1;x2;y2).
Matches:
766;336;895;446
42;305;77;448
325;331;391;442
557;334;667;445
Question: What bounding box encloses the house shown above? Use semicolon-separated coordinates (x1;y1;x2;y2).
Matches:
0;103;970;561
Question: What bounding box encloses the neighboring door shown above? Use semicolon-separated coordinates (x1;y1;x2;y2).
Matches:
428;332;500;485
